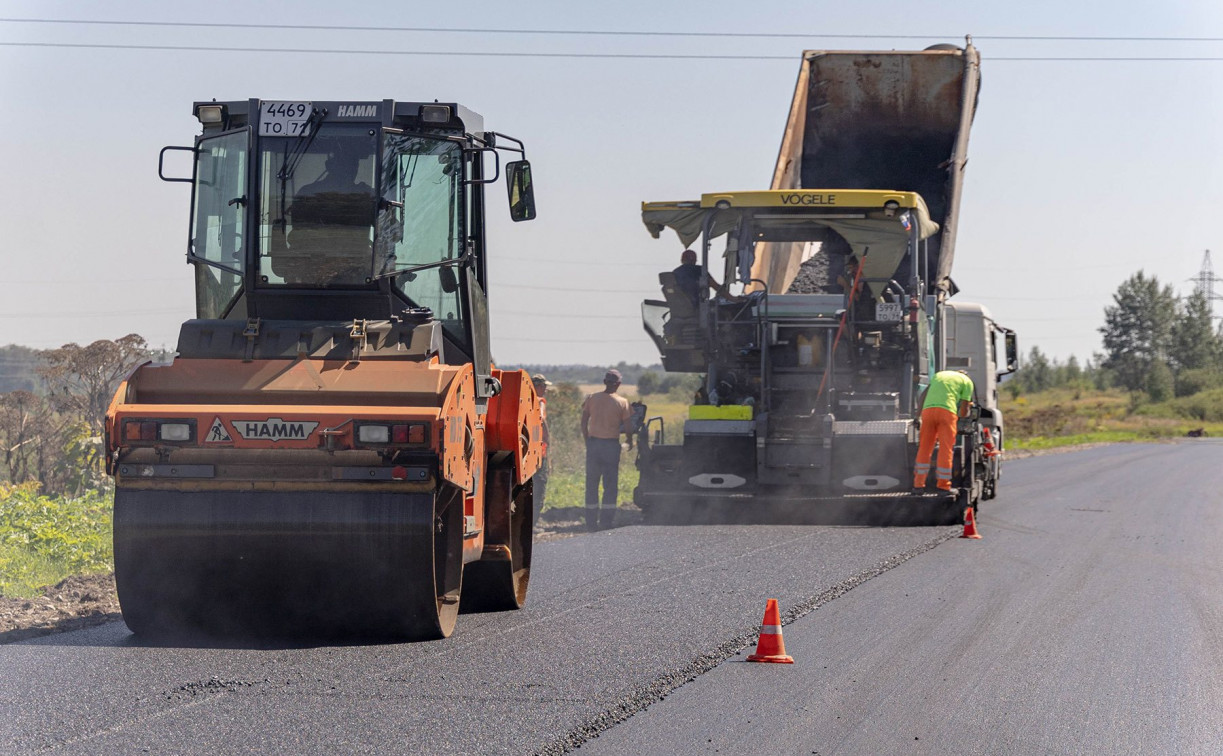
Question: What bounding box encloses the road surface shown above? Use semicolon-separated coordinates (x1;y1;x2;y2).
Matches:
2;441;1220;754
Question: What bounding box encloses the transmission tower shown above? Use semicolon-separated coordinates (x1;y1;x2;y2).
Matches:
1189;249;1223;318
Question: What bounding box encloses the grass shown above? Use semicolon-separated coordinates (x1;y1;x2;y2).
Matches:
1001;385;1223;451
544;463;639;512
539;389;689;512
0;483;113;598
1009;430;1144;451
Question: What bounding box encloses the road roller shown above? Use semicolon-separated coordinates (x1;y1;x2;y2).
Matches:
104;99;542;639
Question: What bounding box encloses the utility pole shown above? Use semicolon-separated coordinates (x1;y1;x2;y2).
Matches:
1189;249;1223;319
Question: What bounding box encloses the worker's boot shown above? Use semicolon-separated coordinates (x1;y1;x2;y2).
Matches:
584;507;599;532
598;507;617;531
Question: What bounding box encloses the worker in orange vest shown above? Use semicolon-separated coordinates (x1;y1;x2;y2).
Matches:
913;370;975;491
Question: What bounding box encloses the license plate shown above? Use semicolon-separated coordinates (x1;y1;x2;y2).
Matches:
259;101;313;136
875;302;904;321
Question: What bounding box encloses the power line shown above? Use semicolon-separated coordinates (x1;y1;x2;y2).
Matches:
496;310;639;320
0;308;184;318
491;336;644;343
0;42;794;59
3;18;1223;42
0;277;183;285
496;257;663;268
2;41;1223;62
497;283;646;293
997;316;1101;322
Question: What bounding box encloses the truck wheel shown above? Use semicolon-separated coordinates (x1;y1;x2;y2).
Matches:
461;479;533;612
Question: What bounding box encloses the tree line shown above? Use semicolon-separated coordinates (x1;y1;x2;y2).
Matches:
1007;270;1223;402
0;336;152;497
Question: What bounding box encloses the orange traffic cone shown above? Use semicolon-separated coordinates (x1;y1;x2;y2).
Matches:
961;507;982;539
982;427;999;458
746;598;794;664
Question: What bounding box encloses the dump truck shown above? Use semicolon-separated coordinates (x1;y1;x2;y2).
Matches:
634;44;1017;525
105;99;542;639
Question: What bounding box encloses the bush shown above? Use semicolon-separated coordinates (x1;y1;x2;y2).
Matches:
1148;388;1223;423
1145;360;1174;402
662;373;703;401
1175;368;1223;398
0;482;113;597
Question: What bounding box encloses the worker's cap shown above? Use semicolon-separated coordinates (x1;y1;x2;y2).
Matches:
531;373;553;387
604;369;623;383
680;249;697;264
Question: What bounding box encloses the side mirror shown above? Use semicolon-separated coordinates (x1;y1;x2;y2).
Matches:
438;265;459;294
506;160;536;222
629;401;647;434
159;145;197;183
1003;331;1019;374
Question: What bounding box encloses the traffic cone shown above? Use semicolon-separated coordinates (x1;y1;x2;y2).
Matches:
746;598;794;664
982;427;999;458
961;507;982;539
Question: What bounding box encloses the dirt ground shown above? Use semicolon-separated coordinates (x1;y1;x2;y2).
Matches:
0;507;643;644
0;573;121;644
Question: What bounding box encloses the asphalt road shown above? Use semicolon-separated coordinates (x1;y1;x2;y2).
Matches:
3;441;1220;755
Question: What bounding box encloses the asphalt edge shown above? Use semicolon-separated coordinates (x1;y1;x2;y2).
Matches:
536;526;961;755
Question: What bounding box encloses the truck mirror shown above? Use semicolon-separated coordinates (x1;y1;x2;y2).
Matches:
506;160;536;222
1004;331;1019;374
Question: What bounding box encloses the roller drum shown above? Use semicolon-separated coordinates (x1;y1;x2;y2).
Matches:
113;488;462;640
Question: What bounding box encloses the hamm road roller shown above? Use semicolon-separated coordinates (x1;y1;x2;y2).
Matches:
105;99;542;639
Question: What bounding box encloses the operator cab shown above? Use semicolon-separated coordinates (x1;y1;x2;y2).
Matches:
640;190;939;409
165;99;535;380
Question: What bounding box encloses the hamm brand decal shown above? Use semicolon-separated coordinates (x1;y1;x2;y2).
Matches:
233;418;319;441
336;104;378;118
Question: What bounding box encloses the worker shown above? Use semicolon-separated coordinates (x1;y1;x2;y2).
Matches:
672;249;736;305
278;139;376;284
581;369;632;531
913;369;975;492
531;373;553;527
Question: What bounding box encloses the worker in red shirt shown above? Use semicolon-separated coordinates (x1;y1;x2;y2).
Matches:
913;370;975;491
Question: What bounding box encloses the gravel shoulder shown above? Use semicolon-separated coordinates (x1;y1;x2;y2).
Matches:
0;573;121;643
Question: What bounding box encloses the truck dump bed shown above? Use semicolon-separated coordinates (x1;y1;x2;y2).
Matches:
755;44;980;296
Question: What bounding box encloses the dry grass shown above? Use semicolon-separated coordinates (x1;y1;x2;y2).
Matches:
1001;386;1223;450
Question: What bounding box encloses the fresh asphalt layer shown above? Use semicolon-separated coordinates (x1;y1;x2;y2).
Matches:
584;440;1223;755
2;441;1220;754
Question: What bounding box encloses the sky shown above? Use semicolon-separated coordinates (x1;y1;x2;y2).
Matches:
1;1;1221;368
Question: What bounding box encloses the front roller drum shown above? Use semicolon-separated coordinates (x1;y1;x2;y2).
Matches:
113;487;464;640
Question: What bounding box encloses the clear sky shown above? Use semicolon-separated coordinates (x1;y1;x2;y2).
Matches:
1;1;1221;368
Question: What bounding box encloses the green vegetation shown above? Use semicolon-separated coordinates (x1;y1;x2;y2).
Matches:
0;482;113;598
1000;385;1222;452
539;384;692;512
1;336;153;498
